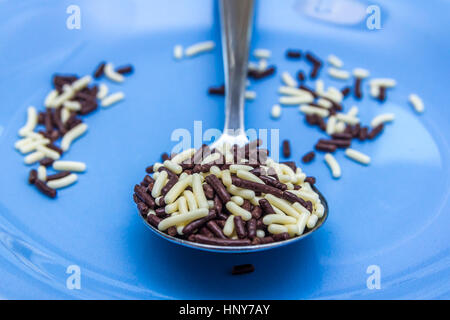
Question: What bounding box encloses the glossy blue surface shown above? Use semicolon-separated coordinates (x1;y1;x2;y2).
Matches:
0;0;449;299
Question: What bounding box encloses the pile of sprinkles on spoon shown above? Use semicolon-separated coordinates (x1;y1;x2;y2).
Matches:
173;41;425;180
15;61;133;198
134;140;325;247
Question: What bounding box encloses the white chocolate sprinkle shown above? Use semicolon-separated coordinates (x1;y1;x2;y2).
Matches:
253;48;271;59
185;41;215;57
271;104;281;119
101;92;125;107
104;63;124;83
47;173;78;189
327;54;343;68
53;161;86;172
345;148;371;165
328;67;350;80
281;71;298;88
409;94;424;113
61;123;88;152
370;113;395;128
324;153;341;178
18;106;38;137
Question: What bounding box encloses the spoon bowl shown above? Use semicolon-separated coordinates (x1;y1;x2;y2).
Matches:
141;185;328;253
139;0;329;253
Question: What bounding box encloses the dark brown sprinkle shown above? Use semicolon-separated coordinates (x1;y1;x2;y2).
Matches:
206;220;227;239
217;212;229;220
141;175;155;188
46;171;71;181
44;109;53;133
247;66;276;80
202;183;215;200
377;86;387;102
79;100;98;115
305;52;322;66
192;144;210;165
351;124;361;138
39;157;54;167
232;177;283;198
260;236;275;244
315;142;337;153
286;49;301;59
34;180;57;198
302;151;315;163
331;132;353;140
147;214;162;228
93;62;106;78
155;197;165;207
358;127;369;141
233;216;247;239
213;195;223;214
258;198;276;216
116;65;133;75
247;218;257;239
231;264;255;275
182;210;217;236
282;140;291;158
310;64;321;79
368;124;384;140
66;117;83;131
161;175;178;196
145;165;154;174
167;226;177;237
53;107;66;135
155;208;169;219
251;206;262;220
259;175;287;191
318;138;351;149
281;191;310;212
306;201;313;213
208;85;225;96
354;78;363;99
133;193;140;204
38;112;45;125
137;202;149;216
341;86;351;98
28;169;37;184
193;234;251;246
250;167;262;176
305;176;316;185
160;152;170;162
75;91;97;102
294;185;301;190
53;74;78;91
297;70;306;82
199;227;215;238
205;174;231;203
215;219;226;228
317;116;327;131
46;143;64;155
158;166;177;179
273;232;290;242
134;184;155;209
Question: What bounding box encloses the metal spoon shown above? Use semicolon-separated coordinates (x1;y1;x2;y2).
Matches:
142;0;328;253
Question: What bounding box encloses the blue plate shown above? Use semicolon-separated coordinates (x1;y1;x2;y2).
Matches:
0;0;449;299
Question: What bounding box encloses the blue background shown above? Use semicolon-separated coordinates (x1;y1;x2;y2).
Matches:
0;0;449;299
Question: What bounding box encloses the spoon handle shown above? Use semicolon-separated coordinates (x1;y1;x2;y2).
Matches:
220;0;254;136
